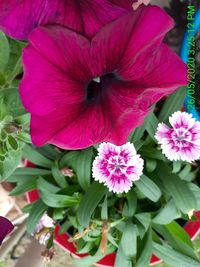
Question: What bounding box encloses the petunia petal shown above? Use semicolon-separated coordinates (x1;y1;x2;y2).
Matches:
0;0;81;40
20;25;147;149
92;6;186;112
0;0;132;40
49;84;148;149
20;26;91;116
40;104;117;149
91;6;173;75
30;104;85;147
0;216;14;245
78;0;132;39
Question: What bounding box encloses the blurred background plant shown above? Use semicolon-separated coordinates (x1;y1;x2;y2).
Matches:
0;31;30;181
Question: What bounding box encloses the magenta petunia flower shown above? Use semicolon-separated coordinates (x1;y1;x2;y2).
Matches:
0;0;133;40
92;142;144;193
20;6;187;150
0;216;14;245
155;111;200;162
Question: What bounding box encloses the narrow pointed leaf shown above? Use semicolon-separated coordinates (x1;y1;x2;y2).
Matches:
136;229;152;267
153;242;200;267
121;222;137;257
77;182;107;227
135;174;161;202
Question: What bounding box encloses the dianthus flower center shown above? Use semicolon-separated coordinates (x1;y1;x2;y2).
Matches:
107;155;126;172
86;73;116;103
171;128;193;147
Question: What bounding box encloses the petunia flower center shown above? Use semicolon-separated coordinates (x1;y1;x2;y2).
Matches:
86;73;116;103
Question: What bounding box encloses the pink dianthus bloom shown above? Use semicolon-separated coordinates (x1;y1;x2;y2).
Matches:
0;0;133;40
155;111;200;162
0;216;14;245
20;6;187;150
92;142;144;193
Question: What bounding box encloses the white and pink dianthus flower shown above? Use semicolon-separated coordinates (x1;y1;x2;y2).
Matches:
155;111;200;162
92;142;144;194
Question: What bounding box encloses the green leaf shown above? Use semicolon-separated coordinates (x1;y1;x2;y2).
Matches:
22;145;53;168
0;31;10;72
74;246;114;267
152;242;200;267
8;56;22;82
135;174;161;202
22;203;34;213
0;149;22;181
165;221;193;248
172;161;182;173
77;242;94;254
115;245;132;267
121;221;137;257
13;167;51;176
0;72;6;85
145;112;159;140
159;87;186;122
108;233;119;248
153;199;181;225
53;208;64;220
52;161;68;188
136;229;152;267
36;145;60;161
134;139;145;151
37;177;60;194
15;113;30;125
129;124;146;143
60;151;79;169
123;190;137;217
26;199;47;234
101;195;108;220
0;87;26;117
153;222;197;260
135;213;151;233
189;183;200;210
59;219;70;234
5;39;25;75
179;164;193;181
75;147;93;190
41;192;80;208
156;162;196;213
140;147;166;161
7;135;18;151
10;179;37;195
17;132;31;143
146;159;157;173
77;182;107;227
6;175;34;183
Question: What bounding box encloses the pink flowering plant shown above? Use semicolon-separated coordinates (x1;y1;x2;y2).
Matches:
0;1;200;267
